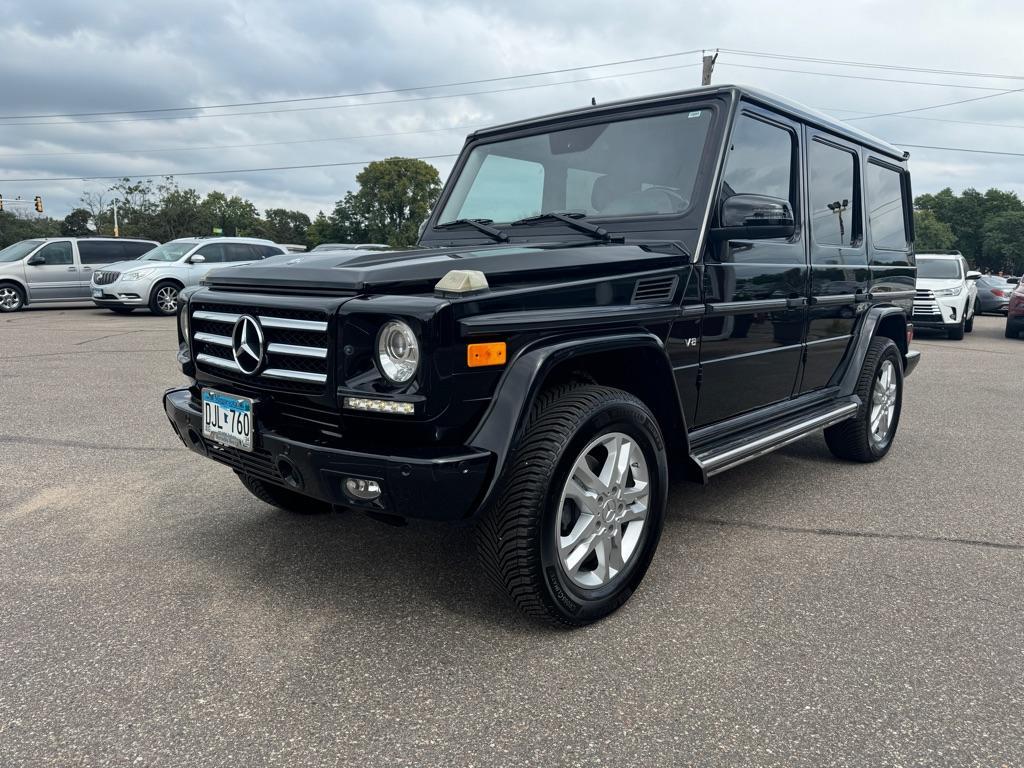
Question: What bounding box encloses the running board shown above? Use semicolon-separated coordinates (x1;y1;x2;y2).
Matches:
691;399;860;481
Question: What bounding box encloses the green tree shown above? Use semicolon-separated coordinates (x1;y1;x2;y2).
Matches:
106;178;158;238
306;210;334;248
332;158;441;246
260;208;311;244
152;178;204;240
981;210;1024;274
0;210;61;247
913;209;955;252
61;208;93;236
199;191;260;236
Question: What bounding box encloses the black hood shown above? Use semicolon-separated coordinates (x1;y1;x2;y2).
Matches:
203;241;689;296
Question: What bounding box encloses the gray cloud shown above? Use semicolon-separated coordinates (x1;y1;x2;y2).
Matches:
1;0;1023;222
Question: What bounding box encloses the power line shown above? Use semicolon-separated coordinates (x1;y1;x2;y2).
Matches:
0;154;461;183
846;87;1024;120
0;123;486;159
0;49;701;120
896;143;1024;158
716;61;1010;92
824;109;1024;131
719;48;1024;83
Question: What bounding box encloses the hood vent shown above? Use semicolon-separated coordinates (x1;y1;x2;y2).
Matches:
631;275;678;305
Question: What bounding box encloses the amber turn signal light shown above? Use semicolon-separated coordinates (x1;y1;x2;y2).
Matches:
467;342;507;368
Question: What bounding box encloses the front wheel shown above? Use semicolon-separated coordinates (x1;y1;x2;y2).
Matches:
965;302;975;333
825;337;903;462
0;284;25;313
476;384;668;626
947;316;965;340
149;282;181;316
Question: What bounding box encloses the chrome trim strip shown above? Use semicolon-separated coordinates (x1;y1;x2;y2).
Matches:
258;316;328;332
697;402;859;476
194;332;232;347
196;353;241;372
266;342;328;359
193;310;240;324
262;368;327;384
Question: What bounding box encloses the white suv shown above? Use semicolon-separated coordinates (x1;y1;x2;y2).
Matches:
91;237;287;316
913;251;980;340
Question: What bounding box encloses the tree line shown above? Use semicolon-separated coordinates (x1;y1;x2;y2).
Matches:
0;157;442;250
914;187;1024;274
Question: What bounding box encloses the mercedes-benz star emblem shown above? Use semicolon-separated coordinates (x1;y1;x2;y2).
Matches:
231;315;265;374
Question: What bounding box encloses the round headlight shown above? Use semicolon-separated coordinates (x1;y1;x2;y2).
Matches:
376;320;420;384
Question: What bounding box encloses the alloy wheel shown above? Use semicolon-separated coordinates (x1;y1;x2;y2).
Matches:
0;286;22;311
870;360;898;445
556;431;650;589
156;286;178;314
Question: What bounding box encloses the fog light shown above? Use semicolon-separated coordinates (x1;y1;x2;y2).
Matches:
344;478;382;501
344;397;415;415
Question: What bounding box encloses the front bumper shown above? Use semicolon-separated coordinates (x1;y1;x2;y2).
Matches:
912;295;965;328
163;387;493;521
904;349;921;377
91;276;155;307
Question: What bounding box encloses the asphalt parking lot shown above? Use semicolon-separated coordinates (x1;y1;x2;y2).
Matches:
1;306;1022;767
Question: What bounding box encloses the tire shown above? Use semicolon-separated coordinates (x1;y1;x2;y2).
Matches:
0;283;25;313
108;307;134;315
475;384;668;627
1007;322;1021;340
149;281;181;316
825;337;903;463
236;472;331;514
965;302;975;333
947;317;965;340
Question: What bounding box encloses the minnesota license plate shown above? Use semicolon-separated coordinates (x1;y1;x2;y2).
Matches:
201;389;255;452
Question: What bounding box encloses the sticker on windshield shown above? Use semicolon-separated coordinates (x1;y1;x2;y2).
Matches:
688;111;703;118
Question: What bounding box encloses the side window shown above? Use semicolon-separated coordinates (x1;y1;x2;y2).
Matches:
37;241;74;265
78;241;123;265
195;244;226;263
261;245;286;258
223;244;258;263
808;140;862;248
122;241;155;259
866;161;909;251
457;154;544;223
721;114;794;203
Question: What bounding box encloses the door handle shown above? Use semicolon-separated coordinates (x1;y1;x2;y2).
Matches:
66;266;77;271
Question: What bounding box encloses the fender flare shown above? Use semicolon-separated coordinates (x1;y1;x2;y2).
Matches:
835;305;909;395
467;331;686;514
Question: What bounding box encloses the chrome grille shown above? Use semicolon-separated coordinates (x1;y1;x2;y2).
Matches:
190;302;330;392
93;271;119;285
913;288;941;317
915;288;934;300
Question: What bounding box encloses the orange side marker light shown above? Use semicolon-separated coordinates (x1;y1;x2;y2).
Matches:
467;342;507;368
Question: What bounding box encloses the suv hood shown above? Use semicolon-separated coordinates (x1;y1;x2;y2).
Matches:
202;242;688;295
917;277;964;290
98;259;178;274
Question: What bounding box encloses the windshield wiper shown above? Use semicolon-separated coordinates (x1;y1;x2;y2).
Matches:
434;218;508;242
510;211;621;242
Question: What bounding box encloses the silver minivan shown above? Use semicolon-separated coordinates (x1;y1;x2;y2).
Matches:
0;237;158;312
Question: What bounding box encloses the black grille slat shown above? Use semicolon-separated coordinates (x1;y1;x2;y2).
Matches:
94;271;120;285
631;276;678;304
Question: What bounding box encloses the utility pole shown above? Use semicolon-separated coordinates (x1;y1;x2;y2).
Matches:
113;200;120;237
701;50;719;86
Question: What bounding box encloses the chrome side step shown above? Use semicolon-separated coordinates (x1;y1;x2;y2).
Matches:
692;400;859;481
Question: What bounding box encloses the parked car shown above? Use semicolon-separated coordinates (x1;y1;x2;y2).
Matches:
91;237;288;316
912;251;980;339
163;85;920;626
1005;277;1024;339
975;275;1015;315
0;236;158;312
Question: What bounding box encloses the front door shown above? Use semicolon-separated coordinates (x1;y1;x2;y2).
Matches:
798;133;869;392
696;108;808;426
25;241;79;301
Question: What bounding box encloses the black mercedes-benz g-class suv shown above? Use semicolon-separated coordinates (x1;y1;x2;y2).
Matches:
164;85;920;626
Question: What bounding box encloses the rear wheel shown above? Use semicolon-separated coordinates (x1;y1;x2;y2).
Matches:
825;337;903;463
475;384;668;627
236;473;331;515
149;281;181;316
0;284;25;313
1007;321;1021;339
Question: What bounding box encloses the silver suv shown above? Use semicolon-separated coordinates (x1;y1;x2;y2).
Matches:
92;237;287;316
0;237;158;312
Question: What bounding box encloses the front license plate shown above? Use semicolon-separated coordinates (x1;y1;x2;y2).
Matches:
92;288;102;298
201;389;255;452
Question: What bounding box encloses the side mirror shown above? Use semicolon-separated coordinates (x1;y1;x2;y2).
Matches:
1007;277;1020;285
966;270;983;280
26;253;45;266
188;253;206;264
710;194;796;241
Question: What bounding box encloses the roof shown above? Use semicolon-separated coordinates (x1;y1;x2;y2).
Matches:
470;84;906;161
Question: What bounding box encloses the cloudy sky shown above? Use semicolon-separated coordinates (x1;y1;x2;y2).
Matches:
2;0;1023;220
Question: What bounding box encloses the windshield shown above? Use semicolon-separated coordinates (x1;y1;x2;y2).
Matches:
0;240;44;262
917;257;962;280
141;242;197;262
438;109;713;225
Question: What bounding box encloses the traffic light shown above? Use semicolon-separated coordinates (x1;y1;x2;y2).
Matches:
34;195;43;213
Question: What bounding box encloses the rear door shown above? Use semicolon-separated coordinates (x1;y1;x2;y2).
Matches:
798;133;868;393
25;241;79;301
696;107;808;425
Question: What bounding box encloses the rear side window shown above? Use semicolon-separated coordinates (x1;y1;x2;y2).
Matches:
808;140;862;248
224;244;260;262
122;241;156;259
867;162;909;250
721;114;794;203
257;245;285;258
78;241;123;265
195;243;227;263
